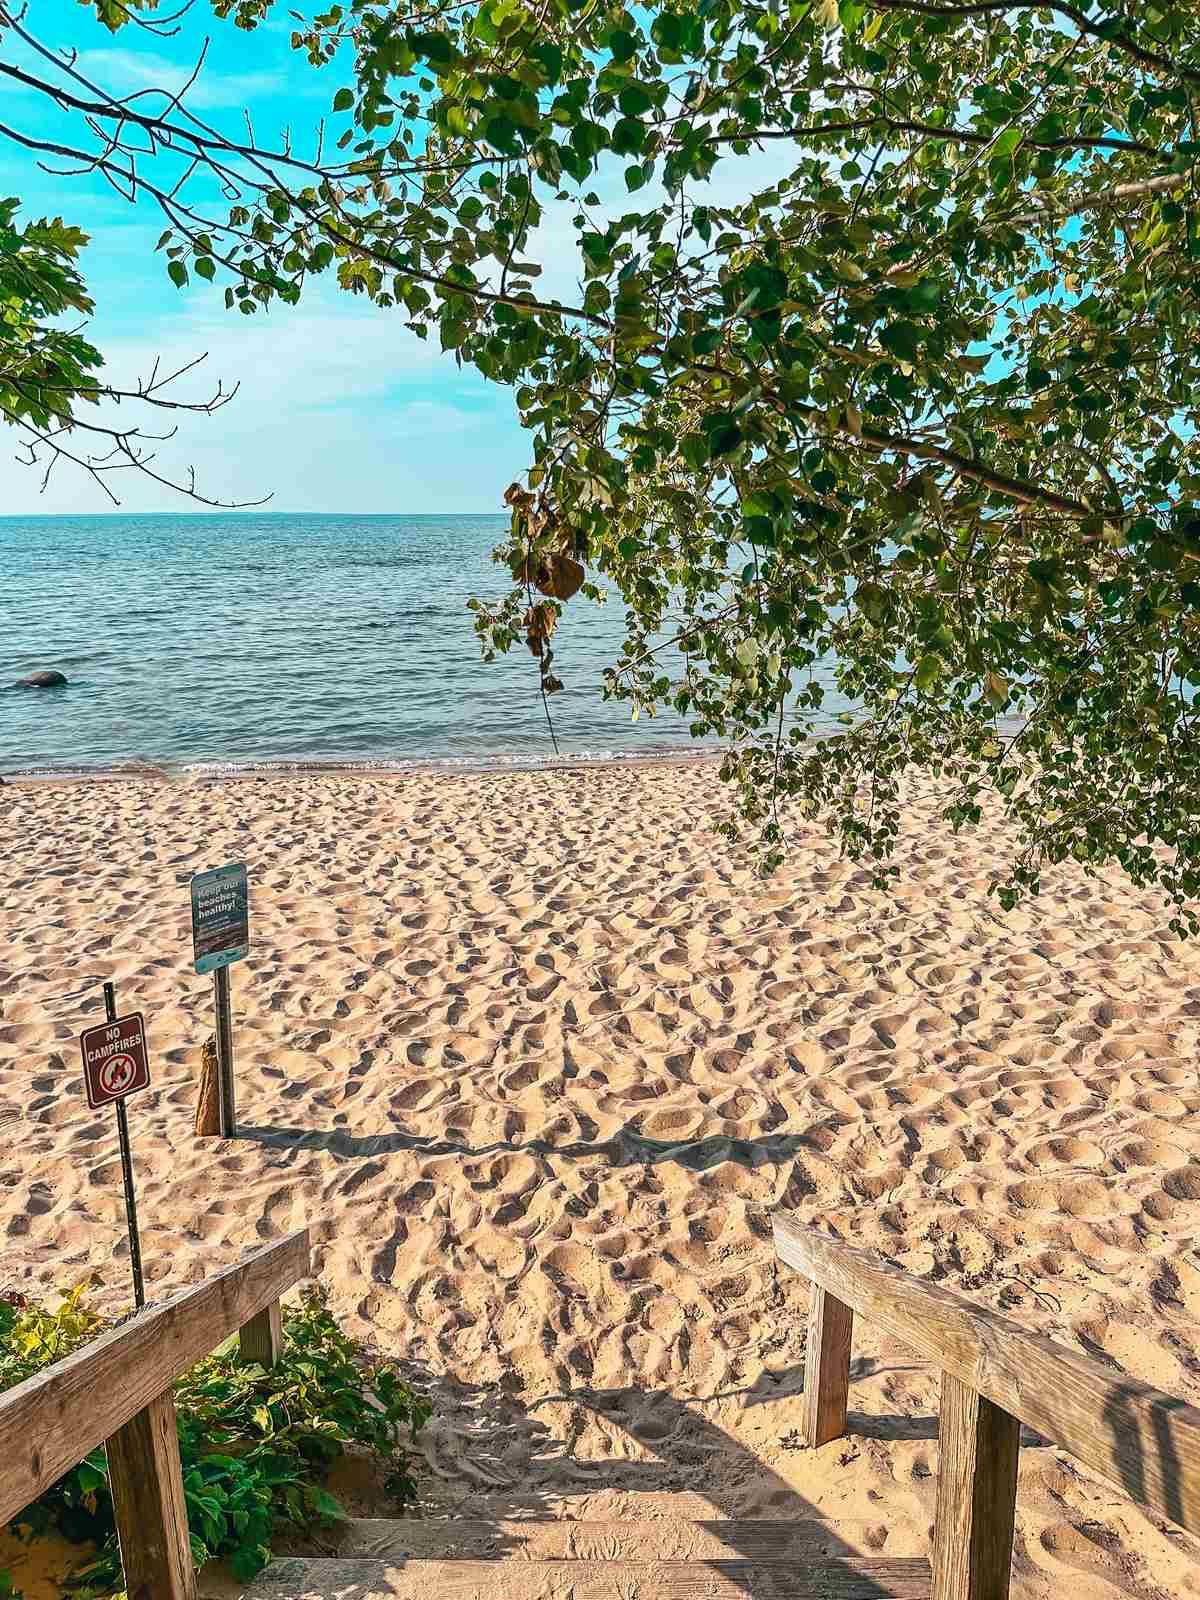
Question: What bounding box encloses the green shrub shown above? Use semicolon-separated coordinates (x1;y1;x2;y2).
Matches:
0;1282;103;1379
1;1283;429;1595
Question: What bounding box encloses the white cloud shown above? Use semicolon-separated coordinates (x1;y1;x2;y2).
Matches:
109;293;445;407
71;47;291;111
0;128;803;516
0;289;528;514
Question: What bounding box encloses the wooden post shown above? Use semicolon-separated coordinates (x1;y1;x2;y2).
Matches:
774;1215;1200;1537
932;1372;1020;1600
803;1284;854;1447
194;1036;221;1137
106;1390;196;1600
239;1298;284;1367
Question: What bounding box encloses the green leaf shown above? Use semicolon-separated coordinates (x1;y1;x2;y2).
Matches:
309;1487;346;1522
903;279;941;315
611;116;645;156
618;84;653;116
609;28;638;62
856;582;886;623
703;412;741;457
333;88;354;112
484;115;520;153
880;321;921;362
411;31;457;67
914;655;940;691
167;260;189;289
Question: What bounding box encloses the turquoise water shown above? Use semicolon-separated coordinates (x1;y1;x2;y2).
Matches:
0;514;841;774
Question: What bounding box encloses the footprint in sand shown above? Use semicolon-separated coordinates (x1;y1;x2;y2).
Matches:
1024;1136;1105;1170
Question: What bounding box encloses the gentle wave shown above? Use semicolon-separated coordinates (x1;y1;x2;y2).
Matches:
1;512;850;775
4;746;727;783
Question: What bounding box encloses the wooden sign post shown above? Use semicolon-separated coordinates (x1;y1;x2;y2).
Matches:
190;864;249;1138
79;983;151;1310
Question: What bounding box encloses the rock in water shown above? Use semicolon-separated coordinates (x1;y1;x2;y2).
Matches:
15;670;67;689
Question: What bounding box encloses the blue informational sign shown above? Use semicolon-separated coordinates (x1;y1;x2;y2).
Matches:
191;864;250;974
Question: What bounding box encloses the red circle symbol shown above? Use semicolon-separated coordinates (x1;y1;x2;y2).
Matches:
99;1052;138;1097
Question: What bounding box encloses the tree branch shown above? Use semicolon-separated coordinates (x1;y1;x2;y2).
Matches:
870;1;1200;86
700;118;1163;161
1011;169;1192;227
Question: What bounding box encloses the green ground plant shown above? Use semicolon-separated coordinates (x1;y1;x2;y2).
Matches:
0;1283;429;1597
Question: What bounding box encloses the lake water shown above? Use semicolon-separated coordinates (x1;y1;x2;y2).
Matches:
0;513;845;775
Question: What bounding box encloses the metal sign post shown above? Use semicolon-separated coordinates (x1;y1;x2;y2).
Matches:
190;864;250;1138
79;983;148;1311
214;964;236;1134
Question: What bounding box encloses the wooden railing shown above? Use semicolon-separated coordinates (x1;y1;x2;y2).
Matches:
0;1228;310;1600
774;1214;1200;1600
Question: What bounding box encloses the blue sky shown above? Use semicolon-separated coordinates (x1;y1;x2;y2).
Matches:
3;2;795;516
1;0;532;513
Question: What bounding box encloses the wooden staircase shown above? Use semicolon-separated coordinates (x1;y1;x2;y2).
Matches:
227;1515;932;1598
11;1222;1200;1600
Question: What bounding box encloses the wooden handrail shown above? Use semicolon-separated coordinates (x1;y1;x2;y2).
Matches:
1;1227;310;1600
774;1215;1200;1535
775;1214;1200;1600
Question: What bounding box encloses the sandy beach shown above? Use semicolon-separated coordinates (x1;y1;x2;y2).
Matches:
4;760;1200;1597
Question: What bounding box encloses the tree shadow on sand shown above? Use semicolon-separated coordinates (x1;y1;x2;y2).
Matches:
283;1352;941;1599
236;1118;811;1172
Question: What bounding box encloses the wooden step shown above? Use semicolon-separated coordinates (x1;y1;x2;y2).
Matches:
233;1553;932;1598
321;1518;895;1563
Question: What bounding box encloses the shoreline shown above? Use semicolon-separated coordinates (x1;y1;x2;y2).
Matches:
0;745;726;786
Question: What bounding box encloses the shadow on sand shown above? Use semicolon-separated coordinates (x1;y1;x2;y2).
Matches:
288;1351;947;1598
236;1119;811;1173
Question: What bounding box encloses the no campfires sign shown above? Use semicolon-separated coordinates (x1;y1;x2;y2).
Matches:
80;1013;151;1109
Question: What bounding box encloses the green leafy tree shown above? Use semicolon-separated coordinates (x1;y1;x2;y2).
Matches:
0;191;252;502
3;1;1200;918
